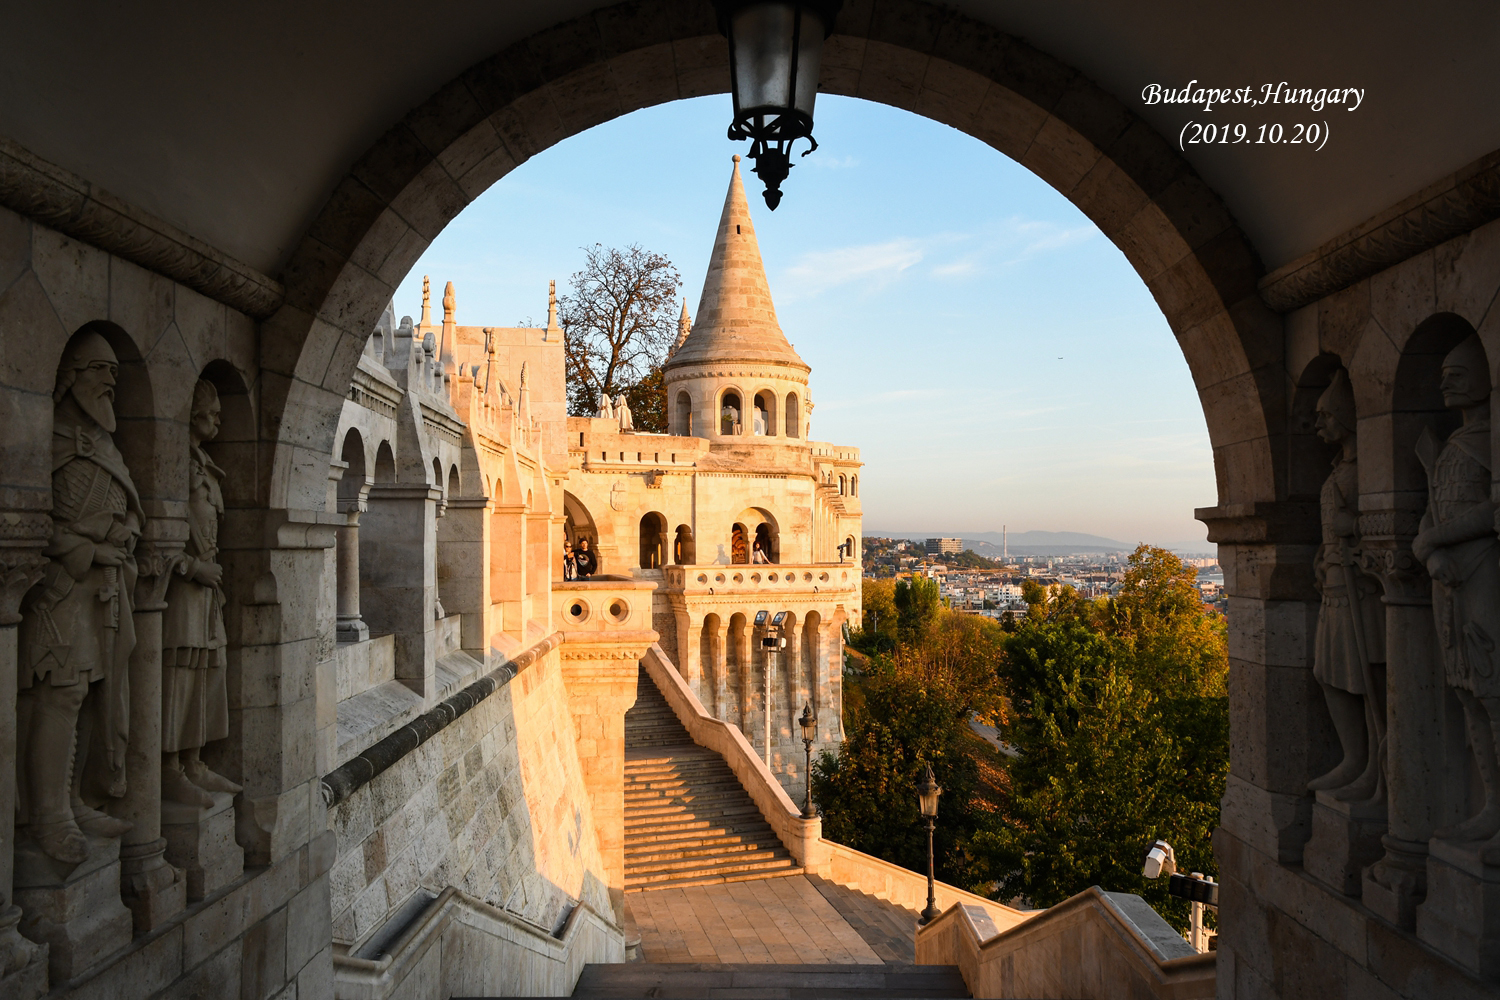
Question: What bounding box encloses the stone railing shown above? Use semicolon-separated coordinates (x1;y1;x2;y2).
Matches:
914;888;1215;999
640;644;825;866
661;563;859;595
821;842;1032;934
553;577;657;634
333;885;623;1000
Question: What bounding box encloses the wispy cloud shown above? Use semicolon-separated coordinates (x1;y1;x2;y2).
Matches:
809;154;861;170
782;238;927;293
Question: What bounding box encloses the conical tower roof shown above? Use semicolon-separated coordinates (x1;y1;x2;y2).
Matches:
667;157;809;373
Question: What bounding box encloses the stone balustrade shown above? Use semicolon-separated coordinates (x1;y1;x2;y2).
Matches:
661;563;858;596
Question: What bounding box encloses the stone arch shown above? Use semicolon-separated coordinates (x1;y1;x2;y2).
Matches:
373;441;396;483
738;506;779;563
262;0;1279;527
563;489;602;575
447;463;460;497
1391;314;1482;503
720;387;745;436
432;456;443;489
673;523;696;564
198;359;260;509
849;474;857;497
1288;353;1349;503
785;392;801;439
753;389;777;436
675;389;693;436
639;511;668;569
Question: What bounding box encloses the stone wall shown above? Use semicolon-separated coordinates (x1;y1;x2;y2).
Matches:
328;638;613;966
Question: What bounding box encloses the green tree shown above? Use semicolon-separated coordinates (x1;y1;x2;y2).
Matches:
850;578;898;654
894;574;942;644
975;545;1227;928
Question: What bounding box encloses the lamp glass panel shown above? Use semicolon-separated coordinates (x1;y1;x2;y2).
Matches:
731;3;795;110
792;8;825;118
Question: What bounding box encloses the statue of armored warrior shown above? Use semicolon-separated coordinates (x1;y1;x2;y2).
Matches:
160;380;241;807
18;331;138;864
1414;334;1500;850
1308;370;1386;799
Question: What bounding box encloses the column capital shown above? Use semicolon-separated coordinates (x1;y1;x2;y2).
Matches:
1359;509;1431;606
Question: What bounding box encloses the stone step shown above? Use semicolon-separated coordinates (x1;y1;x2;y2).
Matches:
625;860;806;890
626;837;786;866
626;850;797;880
624;818;773;843
625;773;744;790
622;802;763;823
573;962;971;999
624;816;764;840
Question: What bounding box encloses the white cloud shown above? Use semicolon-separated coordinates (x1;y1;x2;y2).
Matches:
782;238;927;294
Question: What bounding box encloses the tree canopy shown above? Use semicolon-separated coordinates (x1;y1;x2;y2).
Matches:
561;243;679;430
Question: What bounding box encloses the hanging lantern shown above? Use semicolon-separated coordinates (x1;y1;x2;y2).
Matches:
715;0;842;209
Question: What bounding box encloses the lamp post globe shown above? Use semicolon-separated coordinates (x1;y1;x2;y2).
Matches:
799;702;818;819
917;763;942;924
713;0;842;209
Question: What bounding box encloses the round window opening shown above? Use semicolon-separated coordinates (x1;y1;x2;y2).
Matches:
566;600;590;623
607;599;628;622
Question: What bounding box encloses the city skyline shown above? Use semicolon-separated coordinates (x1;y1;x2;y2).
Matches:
394;94;1216;550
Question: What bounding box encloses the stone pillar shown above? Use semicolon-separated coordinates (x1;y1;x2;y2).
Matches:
335;506;367;644
440;497;492;662
559;653;642;899
673;609;697;689
360;484;439;696
1362;525;1449;929
116;533;187;933
711;621;728;720
0;535;50;1000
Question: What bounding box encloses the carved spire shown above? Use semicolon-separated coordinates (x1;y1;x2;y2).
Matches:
668;156;807;372
421;275;431;327
545;279;561;341
442;280;456;326
668;297;691;361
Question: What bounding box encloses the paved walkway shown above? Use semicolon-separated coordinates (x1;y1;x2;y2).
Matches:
628;875;920;965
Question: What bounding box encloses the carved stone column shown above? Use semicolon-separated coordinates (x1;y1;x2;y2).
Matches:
711;620;728;720
0;521;51;1000
334;497;366;641
1360;512;1447;928
117;530;187;932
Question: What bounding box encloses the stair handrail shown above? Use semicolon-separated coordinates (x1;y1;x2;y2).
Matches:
914;886;1215;999
640;643;826;867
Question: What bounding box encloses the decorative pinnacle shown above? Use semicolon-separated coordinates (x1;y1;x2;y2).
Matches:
442;281;455;325
421;275;431;326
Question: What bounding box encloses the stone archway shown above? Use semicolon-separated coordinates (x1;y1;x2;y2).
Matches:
259;0;1281;521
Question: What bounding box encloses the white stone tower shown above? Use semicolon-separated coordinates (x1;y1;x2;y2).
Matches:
665;155;813;443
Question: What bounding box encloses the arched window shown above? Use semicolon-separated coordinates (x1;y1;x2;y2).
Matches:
753;390;776;436
753;523;776;564
850;474;857;497
785;392;800;438
721;391;742;435
374;441;396;483
838;474;847;495
674;524;696;564
447;465;460;496
731;523;748;564
639;512;668;569
676;390;693;435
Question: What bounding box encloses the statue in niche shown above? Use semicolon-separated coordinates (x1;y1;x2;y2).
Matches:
615;393;633;431
1308;370;1387;799
1415;335;1500;854
17;332;138;864
160;380;241;807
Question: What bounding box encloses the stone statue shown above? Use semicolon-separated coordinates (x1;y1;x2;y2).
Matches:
17;331;139;864
1414;334;1500;852
615;394;633;431
1308;370;1386;799
159;380;241;807
596;395;614;420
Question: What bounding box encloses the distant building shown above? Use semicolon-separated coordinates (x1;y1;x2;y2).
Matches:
925;537;963;554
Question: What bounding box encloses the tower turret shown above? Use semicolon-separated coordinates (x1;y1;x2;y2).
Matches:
666;156;811;442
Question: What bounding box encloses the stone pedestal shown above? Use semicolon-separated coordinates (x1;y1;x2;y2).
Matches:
1417;838;1500;980
1364;833;1430;928
1304;792;1387;896
162;791;243;900
0;904;47;1000
14;835;132;981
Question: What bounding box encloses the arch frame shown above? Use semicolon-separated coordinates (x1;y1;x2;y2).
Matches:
260;0;1282;517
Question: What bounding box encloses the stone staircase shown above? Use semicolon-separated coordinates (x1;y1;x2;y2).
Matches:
624;666;804;890
572;962;971;998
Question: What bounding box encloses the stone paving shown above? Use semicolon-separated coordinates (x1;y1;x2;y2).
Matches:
627;874;921;965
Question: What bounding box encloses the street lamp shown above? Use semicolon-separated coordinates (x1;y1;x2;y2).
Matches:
917;763;942;925
714;0;842;209
799;702;818;819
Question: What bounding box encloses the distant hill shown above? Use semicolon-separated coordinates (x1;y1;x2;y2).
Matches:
871;529;1133;557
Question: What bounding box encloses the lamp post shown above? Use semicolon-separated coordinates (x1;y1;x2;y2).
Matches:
799;702;818;819
917;763;942;925
713;0;842;209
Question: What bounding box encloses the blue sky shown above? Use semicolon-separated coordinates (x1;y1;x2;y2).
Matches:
394;95;1215;551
